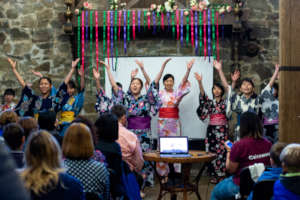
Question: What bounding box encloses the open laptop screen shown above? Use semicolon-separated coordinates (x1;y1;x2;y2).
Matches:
159;136;189;154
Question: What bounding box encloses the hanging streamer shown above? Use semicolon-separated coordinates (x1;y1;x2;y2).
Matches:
77;11;81;85
171;11;175;38
180;10;183;45
195;11;198;54
216;11;220;61
124;10;127;53
138;10;141;33
203;10;207;59
133;10;136;40
127;10;130;41
157;11;160;32
199;11;202;56
103;11;106;63
152;11;156;34
114;10;118;71
191;10;194;47
186;11;189;44
118;10;122;40
90;11;93;90
85;11;88;68
212;9;216;60
110;11;114;70
161;12;164;30
176;10;179;40
167;12;170;32
95;11;99;71
107;11;110;65
147;11;151;30
208;9;211;62
143;10;147;31
81;11;84;71
114;11;117;41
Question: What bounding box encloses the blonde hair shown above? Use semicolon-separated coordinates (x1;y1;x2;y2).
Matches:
0;110;18;126
280;143;300;173
21;130;63;195
62;123;94;159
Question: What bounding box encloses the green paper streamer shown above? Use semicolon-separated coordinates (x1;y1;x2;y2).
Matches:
171;12;175;38
186;13;189;44
199;11;202;56
143;10;146;31
127;10;130;41
212;9;216;59
157;11;160;32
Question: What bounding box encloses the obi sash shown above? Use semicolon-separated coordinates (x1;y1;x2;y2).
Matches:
60;111;75;123
159;107;179;119
263;117;279;125
127;116;151;130
209;113;227;126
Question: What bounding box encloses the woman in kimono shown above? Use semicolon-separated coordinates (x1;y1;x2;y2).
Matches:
214;60;279;141
195;71;237;184
97;60;162;188
7;58;80;118
55;59;85;136
151;58;195;179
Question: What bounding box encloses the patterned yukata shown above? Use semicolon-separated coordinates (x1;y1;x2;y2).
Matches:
197;93;229;178
96;81;162;187
55;82;85;135
260;85;279;143
15;86;59;118
227;86;261;140
0;102;16;113
156;81;191;176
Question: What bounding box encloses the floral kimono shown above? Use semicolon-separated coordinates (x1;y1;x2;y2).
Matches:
15;86;59;118
260;85;279;143
56;82;85;135
113;81;162;187
227;86;261;140
197;93;229;178
95;88;123;115
156;81;191;176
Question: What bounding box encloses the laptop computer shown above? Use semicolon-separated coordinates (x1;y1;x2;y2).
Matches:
159;136;191;158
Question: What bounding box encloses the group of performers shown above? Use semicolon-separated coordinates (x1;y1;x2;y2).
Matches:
5;56;279;185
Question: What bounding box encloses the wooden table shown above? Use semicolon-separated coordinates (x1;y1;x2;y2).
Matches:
143;150;216;200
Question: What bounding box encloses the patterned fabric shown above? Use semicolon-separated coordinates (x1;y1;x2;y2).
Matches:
197;93;228;178
92;150;107;166
64;159;110;200
156;82;190;176
0;102;16;113
15;86;59;117
95;88;123;115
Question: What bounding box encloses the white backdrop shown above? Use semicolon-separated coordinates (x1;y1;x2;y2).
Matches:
105;56;213;138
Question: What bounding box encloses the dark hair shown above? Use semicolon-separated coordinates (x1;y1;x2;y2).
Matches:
130;78;143;89
212;83;225;97
95;113;119;142
111;105;126;120
163;74;175;82
4;88;15;96
67;80;76;89
270;142;287;167
72;115;98;146
38;111;56;131
240;78;255;88
239;112;263;139
116;82;123;89
273;82;279;98
38;77;52;85
3;123;24;150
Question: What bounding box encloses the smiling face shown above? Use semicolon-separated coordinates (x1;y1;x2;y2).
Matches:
67;85;76;96
240;80;254;95
4;94;14;104
39;78;52;95
163;77;174;92
213;85;223;98
130;78;143;95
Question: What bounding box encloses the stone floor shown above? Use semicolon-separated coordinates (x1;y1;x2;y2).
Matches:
144;175;215;200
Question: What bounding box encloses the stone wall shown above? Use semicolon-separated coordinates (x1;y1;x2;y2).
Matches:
0;0;279;121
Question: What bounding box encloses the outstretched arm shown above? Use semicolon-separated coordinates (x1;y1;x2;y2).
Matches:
181;59;195;84
135;60;151;86
231;69;240;89
64;58;80;84
31;70;43;78
100;61;118;94
268;64;280;88
78;67;85;91
154;58;171;85
93;68;101;93
194;72;205;96
213;60;229;92
7;58;26;88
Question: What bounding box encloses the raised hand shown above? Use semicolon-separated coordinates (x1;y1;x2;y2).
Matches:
31;70;43;78
72;58;80;69
194;72;203;82
163;58;172;66
231;69;240;82
213;60;222;71
187;59;195;70
78;67;84;77
275;63;279;72
131;68;138;79
93;68;100;80
7;58;17;70
135;60;144;69
99;61;110;71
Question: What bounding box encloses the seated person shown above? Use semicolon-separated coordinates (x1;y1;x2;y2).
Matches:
17;116;38;141
0;89;16;112
63;123;110;200
247;142;287;200
21;130;84;200
273;143;300;200
210;112;272;200
111;105;144;172
0;111;18;138
38;111;62;145
2;123;25;169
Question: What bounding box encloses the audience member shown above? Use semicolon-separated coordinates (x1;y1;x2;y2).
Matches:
273;143;300;200
63;123;110;200
21;130;84;200
3;123;25;168
211;112;272;200
0;110;18;138
17;116;38;140
0;89;16;112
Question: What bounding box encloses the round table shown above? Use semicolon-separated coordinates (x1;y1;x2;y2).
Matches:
143;150;216;200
